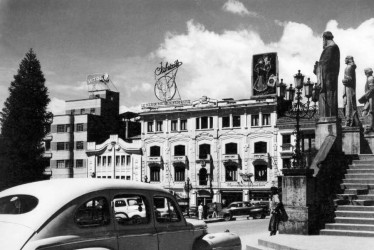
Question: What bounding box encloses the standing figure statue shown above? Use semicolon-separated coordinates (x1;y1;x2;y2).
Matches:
313;31;340;117
342;56;359;126
359;68;374;132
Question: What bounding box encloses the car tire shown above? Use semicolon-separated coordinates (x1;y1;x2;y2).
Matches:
261;213;266;219
224;214;231;221
132;215;142;224
253;213;262;219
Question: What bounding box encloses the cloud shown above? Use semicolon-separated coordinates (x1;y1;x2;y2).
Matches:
154;18;374;107
130;82;152;93
222;0;257;17
48;97;65;115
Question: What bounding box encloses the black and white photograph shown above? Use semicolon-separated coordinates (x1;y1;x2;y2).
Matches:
0;0;374;249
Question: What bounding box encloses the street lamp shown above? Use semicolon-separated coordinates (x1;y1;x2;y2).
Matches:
239;172;253;200
277;70;320;169
184;177;193;216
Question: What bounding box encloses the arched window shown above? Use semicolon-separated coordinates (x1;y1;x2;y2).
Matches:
199;144;210;159
199;168;208;185
254;141;267;154
174;145;185;156
225;143;238;154
150;146;161;157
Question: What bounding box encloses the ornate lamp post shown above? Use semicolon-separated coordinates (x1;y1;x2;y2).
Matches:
239;172;253;200
277;70;320;168
184;177;193;216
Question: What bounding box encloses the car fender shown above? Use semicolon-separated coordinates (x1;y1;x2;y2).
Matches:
192;232;241;250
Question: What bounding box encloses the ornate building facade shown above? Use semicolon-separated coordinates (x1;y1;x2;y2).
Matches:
140;96;279;206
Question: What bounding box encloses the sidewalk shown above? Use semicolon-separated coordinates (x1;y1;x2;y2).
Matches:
242;232;374;250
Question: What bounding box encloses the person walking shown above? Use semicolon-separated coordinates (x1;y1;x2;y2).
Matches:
198;203;203;220
212;202;218;218
268;187;281;236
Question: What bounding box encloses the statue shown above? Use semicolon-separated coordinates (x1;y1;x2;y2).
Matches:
358;68;374;132
342;56;359;126
313;31;340;118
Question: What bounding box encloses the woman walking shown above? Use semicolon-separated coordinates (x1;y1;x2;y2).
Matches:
268;187;280;236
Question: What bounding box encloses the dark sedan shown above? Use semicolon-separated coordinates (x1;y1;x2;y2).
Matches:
220;201;269;221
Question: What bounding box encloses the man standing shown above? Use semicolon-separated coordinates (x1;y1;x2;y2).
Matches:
314;31;340;117
342;56;359;126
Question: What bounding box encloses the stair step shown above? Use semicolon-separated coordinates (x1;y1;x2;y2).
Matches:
344;179;374;184
335;216;374;224
344;189;368;195
347;169;374;174
351;200;374;206
334;199;350;206
335;210;374;218
349;164;374;169
336;194;356;201
320;229;374;237
358;154;374;161
258;239;299;250
357;195;374;200
325;223;374;231
341;183;374;189
345;174;374;179
337;205;374;211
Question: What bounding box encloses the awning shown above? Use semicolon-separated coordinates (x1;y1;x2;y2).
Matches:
197;189;211;197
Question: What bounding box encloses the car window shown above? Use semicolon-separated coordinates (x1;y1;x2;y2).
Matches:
74;197;110;227
113;194;150;226
153;196;181;223
0;195;38;214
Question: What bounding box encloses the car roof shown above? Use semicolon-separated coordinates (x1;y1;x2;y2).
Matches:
0;179;167;231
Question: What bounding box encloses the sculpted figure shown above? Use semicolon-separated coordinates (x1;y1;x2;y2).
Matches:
254;56;271;92
313;31;340;117
358;68;374;132
342;56;359;126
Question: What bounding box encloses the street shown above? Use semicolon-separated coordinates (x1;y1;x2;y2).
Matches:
207;216;270;249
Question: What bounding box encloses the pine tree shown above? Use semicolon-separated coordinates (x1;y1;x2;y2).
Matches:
0;49;52;188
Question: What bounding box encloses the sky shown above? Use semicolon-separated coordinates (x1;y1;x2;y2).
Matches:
0;0;374;115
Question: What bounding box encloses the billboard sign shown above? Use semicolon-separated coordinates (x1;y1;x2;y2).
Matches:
252;52;278;97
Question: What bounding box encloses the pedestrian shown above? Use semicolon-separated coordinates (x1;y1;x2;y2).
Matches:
212;202;218;218
198;203;203;220
203;203;208;219
268;186;281;236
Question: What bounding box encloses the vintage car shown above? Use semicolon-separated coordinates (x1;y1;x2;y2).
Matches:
220;201;268;221
0;179;241;250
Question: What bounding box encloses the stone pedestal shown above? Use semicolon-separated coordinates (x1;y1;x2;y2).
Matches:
279;169;318;235
315;117;342;151
342;126;361;155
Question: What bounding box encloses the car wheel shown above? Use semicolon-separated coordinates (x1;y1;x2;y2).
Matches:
224;214;231;221
261;213;266;219
253;213;262;219
132;215;142;224
115;212;129;222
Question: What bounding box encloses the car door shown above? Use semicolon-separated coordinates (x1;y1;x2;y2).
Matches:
153;193;194;250
24;192;118;250
111;190;158;250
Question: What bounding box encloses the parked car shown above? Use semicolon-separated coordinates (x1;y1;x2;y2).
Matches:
113;197;146;224
220;201;269;221
0;179;241;250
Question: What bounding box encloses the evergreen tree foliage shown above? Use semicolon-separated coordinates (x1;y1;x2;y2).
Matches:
0;49;52;188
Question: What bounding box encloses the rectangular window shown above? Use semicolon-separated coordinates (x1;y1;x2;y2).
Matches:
57;142;65;150
175;167;185;182
209;117;213;128
196;118;200;129
65;142;70;150
153;196;181;223
76;123;84;132
262;114;271;126
156;121;163;132
283;158;291;169
57;160;65;168
76;159;83;168
283;134;291;144
97;156;101;166
180;119;187;131
57;125;65;133
103;156;107;166
254;165;267;181
201;117;208;129
108;156;112;166
225;166;237;181
66;125;71;132
233;115;241;127
126;155;131;166
116;156;120;166
121;156;125;166
251;115;259;126
150;168;160;182
80;109;85;114
171;120;177;131
45;141;51;150
65;160;72;168
222;116;230;128
76;141;84;150
90;108;96;114
147;121;154;132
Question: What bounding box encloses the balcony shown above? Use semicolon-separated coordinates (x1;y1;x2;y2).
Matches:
222;154;240;161
280;143;293;151
148;156;162;163
172;155;187;163
42;152;52;158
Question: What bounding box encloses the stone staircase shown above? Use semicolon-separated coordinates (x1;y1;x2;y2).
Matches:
320;154;374;237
